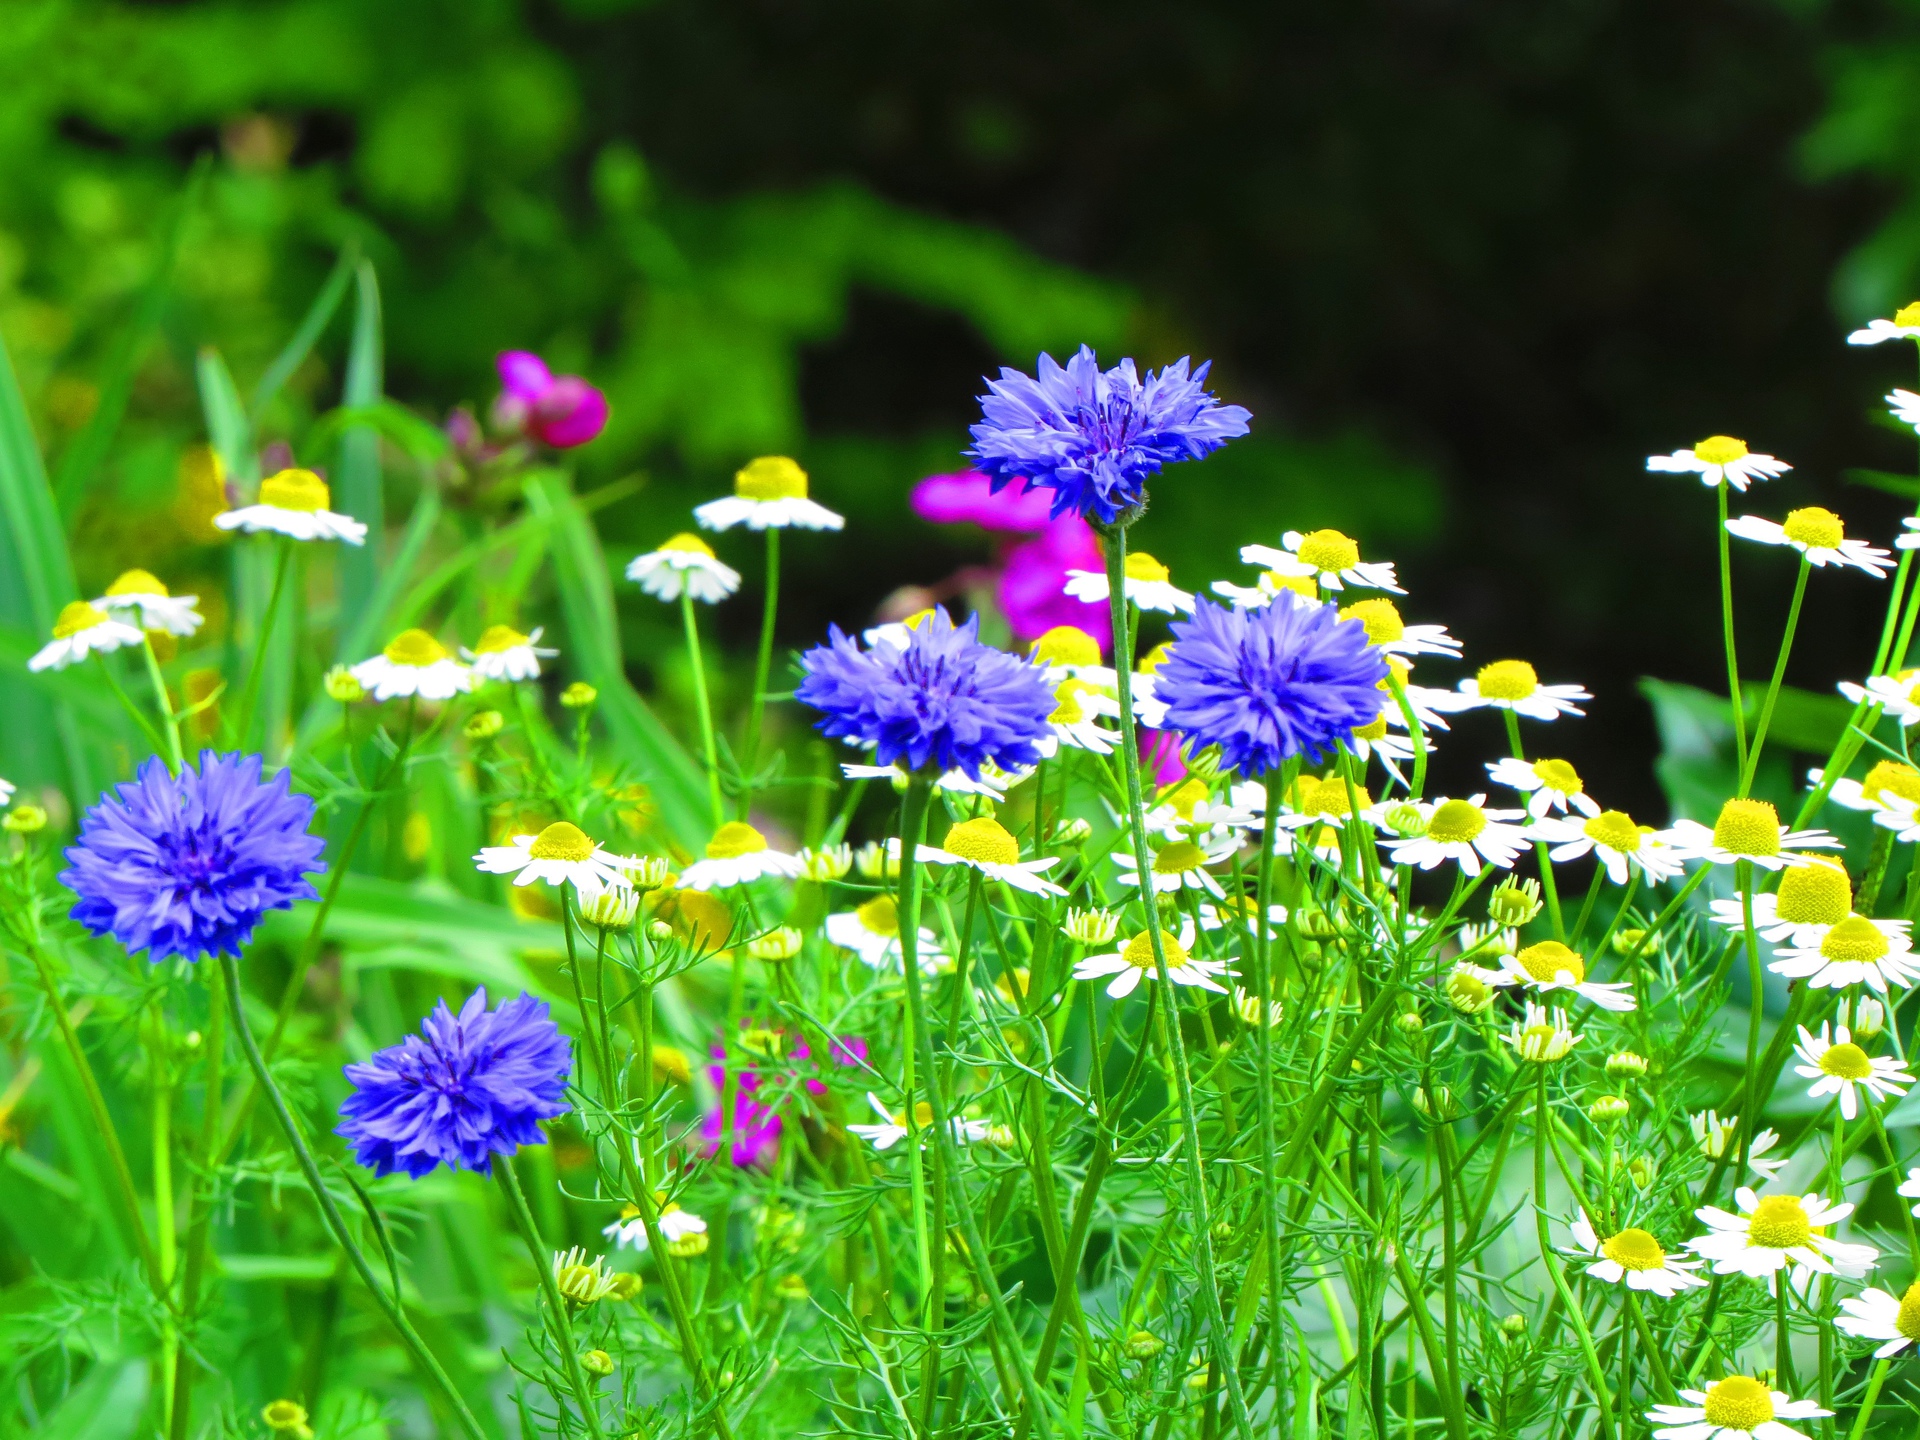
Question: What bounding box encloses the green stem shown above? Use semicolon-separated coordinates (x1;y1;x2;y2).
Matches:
1253;769;1286;1345
1534;1069;1616;1440
1503;709;1563;936
1741;555;1811;796
1847;1357;1891;1440
169;954;226;1440
96;653;170;758
682;591;725;827
497;1160;608;1440
234;537;294;749
141;636;185;771
739;527;780;819
1718;482;1749;777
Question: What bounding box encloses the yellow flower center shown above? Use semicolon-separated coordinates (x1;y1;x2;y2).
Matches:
1153;841;1209;875
1531;758;1581;793
1296;529;1360;574
1897;1280;1920;1341
1745;1195;1812;1249
1031;625;1102;668
1516;941;1585;985
1125;551;1170;583
660;531;716;557
1050;678;1092;725
1712;798;1780;857
1821;916;1889;963
258;468;331;511
944;817;1020;868
473;624;530;654
1338;598;1404;644
1122;929;1190;969
855;895;899;937
1298;777;1371;818
1166;779;1210;819
383;628;449;666
530;821;595;862
1353;715;1387;742
1138;642;1173;673
1898;302;1920;329
734;455;808;500
106;568;166;597
1426;800;1486;845
1476;660;1539;702
1599;1228;1665;1271
1693;436;1750;467
1820;1041;1874;1080
1701;1377;1773;1431
706;822;768;859
1265;571;1319;600
1775;858;1851;924
1863;760;1920;806
52;600;107;638
1782;506;1845;550
1583;810;1643;852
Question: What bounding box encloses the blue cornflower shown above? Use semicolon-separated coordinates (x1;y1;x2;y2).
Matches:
61;751;325;964
795;608;1055;779
336;989;572;1178
967;345;1252;526
1159;595;1388;774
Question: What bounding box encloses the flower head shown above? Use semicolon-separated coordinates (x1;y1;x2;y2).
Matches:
1072;919;1229;999
214;468;368;544
494;351;608;449
909;816;1067;896
1243;530;1403;594
1647;1377;1829;1440
62;752;325;963
336;989;572;1178
1836;1281;1920;1358
461;625;556;683
1567;1212;1705;1296
350;629;474;702
1500;1002;1581;1063
1791;1023;1912;1118
1668;798;1841;872
823;894;947;972
695;456;844;532
1528;809;1686;887
797;607;1054;780
28;600;145;671
1725;509;1891;576
1768;913;1918;993
1646;437;1791;492
475;821;638;895
1383;795;1530;876
966;345;1251;525
96;569;203;636
1687;1187;1877;1282
1848;303;1920;345
627;533;742;604
676;823;805;891
1447;660;1589;721
1063;550;1195;614
1491;941;1636;1012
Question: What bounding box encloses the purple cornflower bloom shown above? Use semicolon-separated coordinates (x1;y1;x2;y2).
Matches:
700;1067;784;1169
494;351;609;449
968;346;1251;526
1159;595;1387;774
336;990;572;1179
62;752;325;964
796;607;1055;779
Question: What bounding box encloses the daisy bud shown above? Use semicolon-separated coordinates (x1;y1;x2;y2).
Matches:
1627;1156;1652;1188
605;1272;642;1301
1605;1051;1649;1079
650;1044;691;1085
1124;1330;1165;1359
1295;908;1338;940
1232;986;1283;1028
624;855;673;891
560;681;598;709
1587;1094;1630;1124
1445;966;1496;1015
983;1123;1018;1149
667;1230;710;1258
4;805;47;834
465;709;505;740
1499;1314;1527;1338
1610;927;1648;956
323;664;366;703
1394;1011;1425;1035
797;843;853;881
578;884;640;930
1487;877;1544;929
1411;1085;1458;1120
1186;1366;1212;1391
774;1272;810;1301
1383;803;1427;838
1211;1220;1232;1241
1062;907;1121;945
747;926;804;961
183;1030;202;1051
647;919;674;941
262;1400;314;1439
582;1349;614;1377
1051;816;1094;844
1844;996;1887;1041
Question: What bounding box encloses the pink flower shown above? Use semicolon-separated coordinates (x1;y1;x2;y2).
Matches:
493;351;609;449
911;470;1053;533
1140;728;1188;786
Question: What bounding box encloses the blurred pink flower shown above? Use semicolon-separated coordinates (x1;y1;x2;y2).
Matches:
1140;728;1188;786
911;470;1053;532
493;350;609;449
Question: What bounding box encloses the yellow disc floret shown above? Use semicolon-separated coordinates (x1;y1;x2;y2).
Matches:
1353;714;1387;741
530;821;596;862
1821;916;1889;963
1153;841;1209;875
1031;625;1102;668
1819;1042;1873;1080
384;628;449;666
1297;777;1372;817
1583;811;1643;853
1782;507;1845;550
1700;1377;1773;1432
1532;758;1582;793
1164;779;1211;819
943;817;1020;868
1338;598;1404;645
1862;760;1920;807
1693;436;1750;467
1122;929;1190;969
473;624;530;654
1475;660;1539;702
1712;798;1780;858
734;455;808;500
106;569;167;597
1516;941;1585;986
1599;1228;1666;1271
1296;529;1360;574
1775;858;1850;924
1426;800;1486;845
1897;1280;1920;1342
52;600;107;638
1898;302;1920;329
259;468;331;511
1050;678;1092;725
706;822;769;859
1125;551;1170;583
855;896;899;936
1265;571;1319;600
659;532;716;557
1746;1195;1813;1249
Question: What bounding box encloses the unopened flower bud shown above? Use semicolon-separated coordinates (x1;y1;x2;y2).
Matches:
323;665;365;703
1124;1330;1165;1359
1627;1156;1653;1188
650;1045;691;1085
578;884;640;930
775;1272;810;1301
984;1124;1017;1150
1587;1094;1630;1124
853;841;898;879
1296;908;1338;940
183;1030;202;1050
1611;927;1648;957
1063;907;1121;945
1605;1051;1649;1079
1394;1011;1425;1035
1211;1220;1233;1241
1445;966;1495;1015
465;709;504;740
262;1400;314;1439
582;1349;614;1377
1383;803;1427;838
1232;986;1283;1028
605;1272;643;1301
560;681;598;709
1499;1314;1527;1338
4;805;47;834
647;919;674;941
1052;816;1094;844
1844;996;1887;1041
667;1231;710;1258
1412;1085;1458;1120
1487;877;1544;929
747;926;803;961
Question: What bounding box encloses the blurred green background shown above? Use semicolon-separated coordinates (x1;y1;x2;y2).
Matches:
7;0;1920;815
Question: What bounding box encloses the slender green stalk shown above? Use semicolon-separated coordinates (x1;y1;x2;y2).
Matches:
233;537;294;749
1534;1068;1616;1440
1847;1357;1891;1440
169;955;226;1440
141;636;185;771
739;527;780;818
1741;554;1811;795
1503;708;1563;936
682;590;725;827
497;1160;608;1440
1717;482;1749;777
96;653;170;758
1252;769;1286;1342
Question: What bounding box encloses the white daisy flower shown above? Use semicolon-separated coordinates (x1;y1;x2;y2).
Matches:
1035;676;1120;756
1335;596;1461;658
1687;1187;1878;1283
846;1092;991;1151
1647;1377;1829;1440
1445;660;1590;722
1815;760;1920;824
1887;387;1920;439
95;569;202;636
1768;914;1919;993
1838;670;1920;725
1345;716;1418;785
475;821;639;894
1724;509;1892;577
1848;303;1920;345
694;455;843;532
676;822;806;890
349;629;475;702
822;895;946;973
842;762;1027;798
1646;436;1791;492
1528;810;1686;886
1146;778;1259;844
214;467;368;544
27;601;145;672
797;844;853;881
1896;1167;1920;1216
1567;1212;1706;1296
1063;550;1194;614
1027;625;1116;686
1489;940;1635;1012
1666;799;1842;872
461;624;557;682
1706;857;1853;945
1374;657;1456;733
1209;569;1322;611
1244;529;1403;593
903;816;1066;896
1836;1281;1920;1358
1689;1111;1789;1183
1129;666;1172;729
1072;920;1231;999
603;1200;707;1250
0;777;13;807
1272;773;1385;843
1900;516;1920;552
1792;1023;1912;1119
1486;756;1599;818
1382;795;1529;876
1112;835;1238;898
1500;1002;1582;1063
626;532;742;603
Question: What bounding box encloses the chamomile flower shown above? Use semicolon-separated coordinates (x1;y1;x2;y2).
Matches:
694;456;844;532
1690;1111;1790;1183
1487;756;1598;818
1036;677;1120;756
1491;941;1636;1012
95;569;202;636
1335;597;1461;658
1888;388;1920;436
1707;857;1853;945
1073;920;1231;999
1667;798;1842;871
822;895;946;973
676;823;806;891
1208;569;1320;610
1647;1378;1829;1440
1027;625;1116;686
602;1200;707;1251
27;601;144;672
840;761;1026;798
1646;437;1791;492
1836;1281;1920;1358
1769;915;1920;993
1063;550;1195;614
1848;303;1920;345
1501;1002;1582;1062
461;625;557;682
1446;660;1590;721
1346;716;1418;785
1687;1188;1878;1282
1528;810;1687;886
1896;1168;1920;1215
1245;529;1403;593
350;629;474;702
1146;778;1259;844
847;1093;990;1151
1817;760;1920;821
1273;774;1385;839
1567;1213;1705;1295
626;532;743;603
1900;517;1920;551
1382;795;1529;876
796;844;853;882
908;816;1067;896
1792;1023;1912;1119
1724;509;1892;577
1840;671;1920;729
476;821;638;894
214;467;368;544
1112;835;1238;898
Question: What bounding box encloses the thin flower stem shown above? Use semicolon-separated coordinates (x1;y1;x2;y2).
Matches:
1533;1068;1616;1440
681;590;725;827
496;1159;608;1440
169;952;226;1440
1253;769;1286;1343
233;536;294;749
218;952;488;1440
1718;482;1750;777
739;527;780;819
1846;1357;1891;1440
1504;708;1563;937
1741;554;1811;796
1866;1104;1920;1270
1737;863;1765;1178
1775;1283;1795;1392
96;652;170;758
141;636;185;771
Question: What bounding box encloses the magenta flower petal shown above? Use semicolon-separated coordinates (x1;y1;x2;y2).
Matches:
496;350;554;401
998;518;1112;649
529;377;609;449
1140;728;1188;787
912;470;1053;533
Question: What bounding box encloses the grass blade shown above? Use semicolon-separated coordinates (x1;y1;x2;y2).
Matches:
335;260;384;639
250;240;360;424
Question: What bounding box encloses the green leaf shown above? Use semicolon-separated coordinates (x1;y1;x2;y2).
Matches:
336;260;386;640
1844;466;1920;499
195;347;257;488
33;1360;149;1440
250;240;360;423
